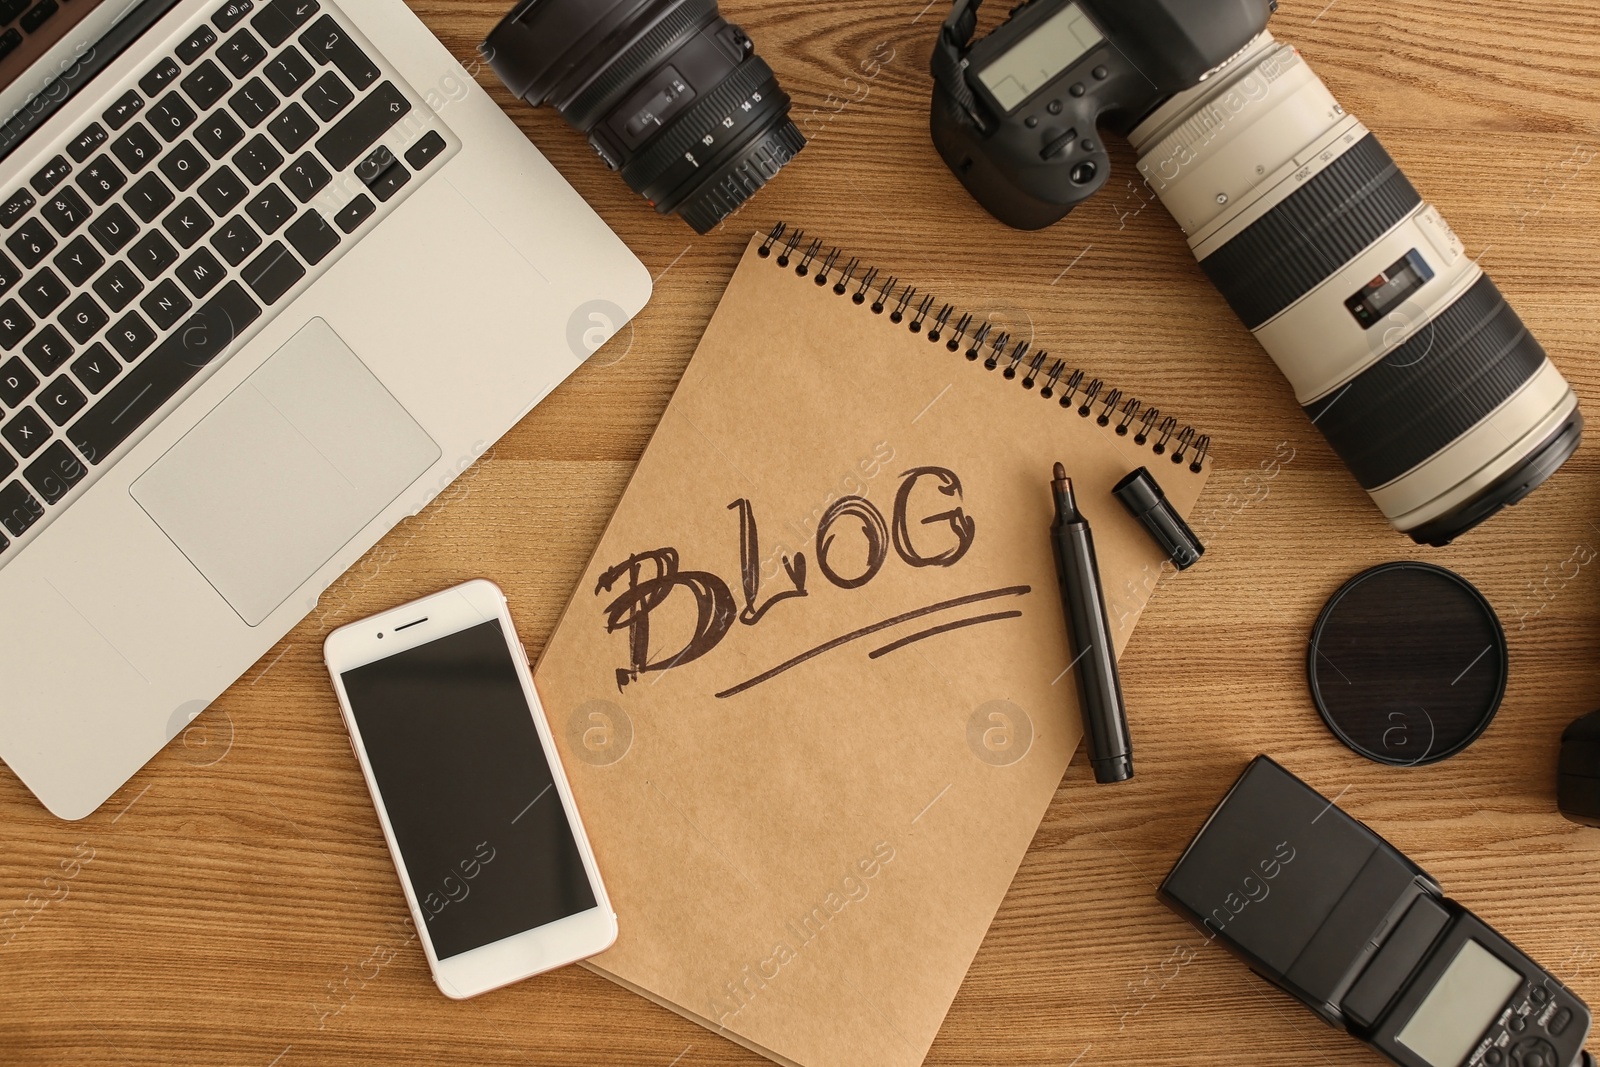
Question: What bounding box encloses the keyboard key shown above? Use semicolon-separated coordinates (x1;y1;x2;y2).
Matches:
240;240;302;304
0;250;20;296
245;182;293;233
252;0;317;48
129;230;178;279
268;102;316;152
92;262;143;312
194;110;244;159
232;133;281;182
0;480;44;537
69;282;260;463
176;25;218;65
103;90;145;131
228;77;278;128
111;122;161;173
105;311;156;362
6;217;53;267
36;376;84;426
23;323;70;373
405;130;447;171
283;209;336;265
71;343;119;394
355;144;393;186
279;151;328;202
0;451;11;495
2;406;48;457
139;57;182;99
147;92;197;142
0;188;33;228
22;323;70;376
0;28;19;65
58;292;107;343
0;1;25;25
180;59;231;110
370;162;409;203
20;269;67;317
125;173;174;223
30;155;70;196
300;15;377;91
40;187;90;236
332;192;371;233
53;236;104;286
316;81;409;170
218;29;267;77
24;440;85;503
159;140;210;191
162;197;213;248
210;214;260;265
197;166;246;213
303;70;351;121
88;204;138;255
213;0;254;32
0;299;31;349
0;356;36;404
67;122;108;164
264;45;313;94
74;154;127;205
141;279;192;330
19;1;57;36
176;247;224;297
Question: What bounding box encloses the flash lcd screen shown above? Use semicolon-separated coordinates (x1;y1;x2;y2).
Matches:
1397;940;1523;1067
976;3;1104;113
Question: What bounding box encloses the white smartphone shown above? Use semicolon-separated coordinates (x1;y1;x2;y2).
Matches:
323;579;616;999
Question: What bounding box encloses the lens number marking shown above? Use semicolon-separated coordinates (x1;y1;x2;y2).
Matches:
685;91;766;168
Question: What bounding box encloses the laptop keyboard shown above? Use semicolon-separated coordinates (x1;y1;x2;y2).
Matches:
0;0;455;563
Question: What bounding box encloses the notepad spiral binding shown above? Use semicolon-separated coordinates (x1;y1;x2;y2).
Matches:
759;223;1210;474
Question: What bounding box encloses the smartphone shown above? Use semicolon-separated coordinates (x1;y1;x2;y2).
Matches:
324;579;616;999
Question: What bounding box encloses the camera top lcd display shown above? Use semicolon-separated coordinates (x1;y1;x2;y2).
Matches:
976;3;1104;113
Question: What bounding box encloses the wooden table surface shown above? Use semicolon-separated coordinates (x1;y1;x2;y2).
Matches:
4;0;1600;1063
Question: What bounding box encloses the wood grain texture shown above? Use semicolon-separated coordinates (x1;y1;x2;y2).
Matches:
3;0;1599;1064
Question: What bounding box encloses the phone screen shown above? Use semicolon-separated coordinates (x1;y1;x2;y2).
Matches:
341;619;598;960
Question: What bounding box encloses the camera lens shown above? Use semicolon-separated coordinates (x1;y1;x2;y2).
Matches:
482;0;805;234
1129;35;1583;545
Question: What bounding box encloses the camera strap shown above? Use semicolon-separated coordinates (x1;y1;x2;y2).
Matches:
931;0;994;134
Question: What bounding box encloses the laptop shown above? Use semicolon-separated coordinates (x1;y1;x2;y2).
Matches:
0;0;652;819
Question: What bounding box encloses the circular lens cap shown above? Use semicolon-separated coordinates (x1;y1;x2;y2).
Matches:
1308;562;1507;767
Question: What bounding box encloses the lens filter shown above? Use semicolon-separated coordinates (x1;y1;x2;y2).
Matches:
1307;562;1507;767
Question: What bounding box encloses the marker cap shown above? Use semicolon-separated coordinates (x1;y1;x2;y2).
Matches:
1113;467;1205;571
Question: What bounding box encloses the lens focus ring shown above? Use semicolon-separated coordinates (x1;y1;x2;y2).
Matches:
620;55;778;191
559;0;720;127
1201;136;1422;331
1302;274;1548;489
679;119;805;233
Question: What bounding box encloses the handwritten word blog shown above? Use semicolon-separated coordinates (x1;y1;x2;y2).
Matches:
596;467;977;691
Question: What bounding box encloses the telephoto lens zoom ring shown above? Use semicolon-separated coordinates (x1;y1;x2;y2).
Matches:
679;120;806;233
620;55;781;190
559;0;721;128
1201;136;1423;331
1302;274;1548;489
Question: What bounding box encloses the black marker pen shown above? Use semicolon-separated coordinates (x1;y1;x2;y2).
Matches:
1051;462;1134;784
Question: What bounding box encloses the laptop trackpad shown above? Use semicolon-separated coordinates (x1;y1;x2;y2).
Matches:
131;318;441;626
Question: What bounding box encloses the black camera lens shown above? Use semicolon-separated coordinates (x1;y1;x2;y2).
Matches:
482;0;805;234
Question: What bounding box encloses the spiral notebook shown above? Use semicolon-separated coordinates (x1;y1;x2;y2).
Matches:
534;225;1212;1067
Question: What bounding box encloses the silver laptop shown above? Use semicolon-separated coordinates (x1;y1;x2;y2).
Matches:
0;0;652;819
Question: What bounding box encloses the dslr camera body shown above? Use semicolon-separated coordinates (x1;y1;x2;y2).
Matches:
931;0;1584;547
